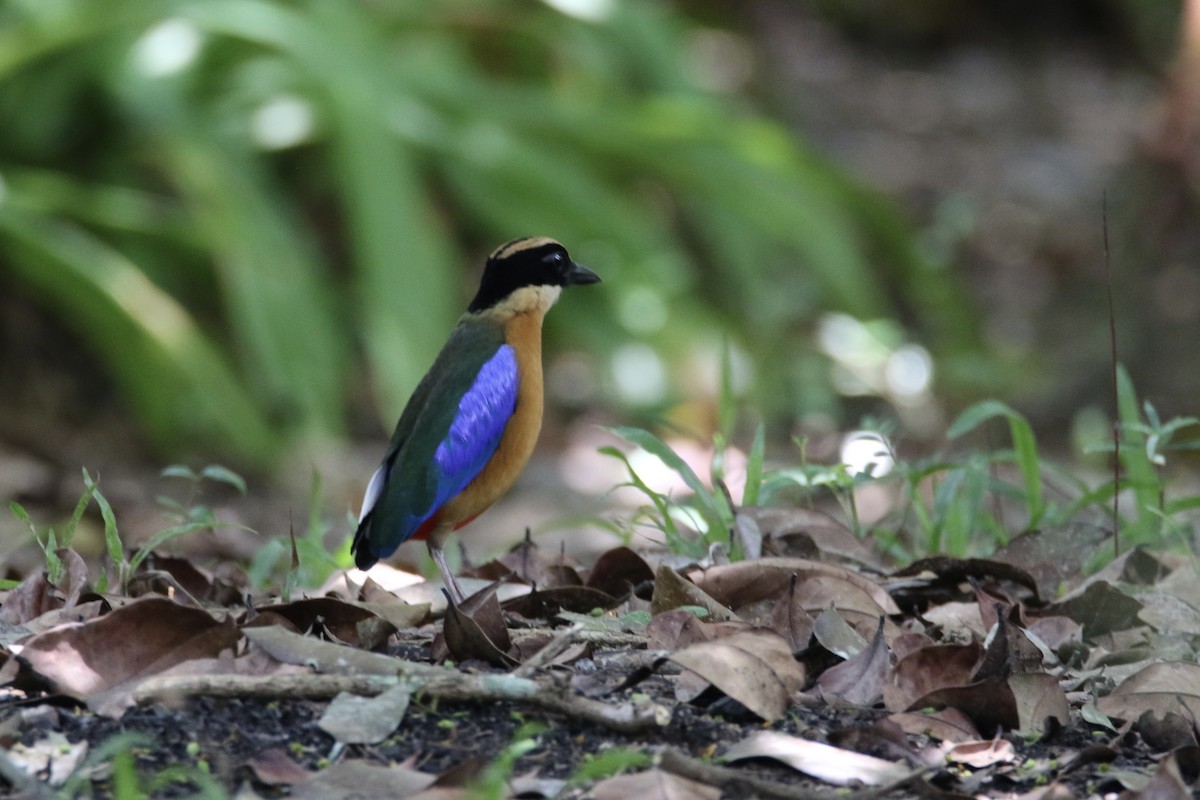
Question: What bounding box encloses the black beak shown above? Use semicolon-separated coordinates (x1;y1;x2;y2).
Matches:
566;261;601;286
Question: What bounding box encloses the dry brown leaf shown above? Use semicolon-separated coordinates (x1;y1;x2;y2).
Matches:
817;616;889;706
14;596;238;714
585;546;654;598
883;642;982;712
887;708;980;743
1008;672;1070;735
765;576;814;653
688;557;900;615
1133;746;1197;800
912;678;1019;735
590;768;720;800
1136;590;1200;636
1097;662;1200;723
440;585;517;667
1048;580;1145;637
245;747;313;786
724;730;910;786
793;574;890;616
644;608;715;651
0;548;87;625
290;759;436;799
669;629;804;722
249;597;397;649
493;533;580;588
744;506;883;567
501;585;617;618
991;524;1109;600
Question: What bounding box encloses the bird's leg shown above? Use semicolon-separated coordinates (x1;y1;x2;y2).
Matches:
427;529;466;604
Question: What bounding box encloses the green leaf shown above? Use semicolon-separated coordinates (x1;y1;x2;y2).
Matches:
743;423;765;507
200;465;247;495
605;426;732;528
161;465;199;482
83;468;125;571
948;400;1044;529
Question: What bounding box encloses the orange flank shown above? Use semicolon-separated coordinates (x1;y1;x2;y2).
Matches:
434;310;546;534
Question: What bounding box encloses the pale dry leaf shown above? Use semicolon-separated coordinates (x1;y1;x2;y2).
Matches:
590;768;720;800
318;684;411;744
943;737;1017;768
812;606;867;659
290;759;436;800
921;601;987;638
887;708;980;743
724;730;910;786
243;625;398;675
1096;661;1200;722
6;731;87;787
1009;672;1070;736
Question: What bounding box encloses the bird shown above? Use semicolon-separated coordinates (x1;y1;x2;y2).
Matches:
352;237;601;603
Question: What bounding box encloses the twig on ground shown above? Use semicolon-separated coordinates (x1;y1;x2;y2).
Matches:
658;748;929;800
132;670;669;735
512;622;584;677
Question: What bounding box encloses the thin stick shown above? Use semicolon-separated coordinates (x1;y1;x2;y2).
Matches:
1103;193;1120;557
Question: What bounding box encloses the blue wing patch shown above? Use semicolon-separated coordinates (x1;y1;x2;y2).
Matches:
426;344;519;520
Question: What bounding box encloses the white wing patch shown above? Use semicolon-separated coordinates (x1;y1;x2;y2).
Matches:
358;462;388;523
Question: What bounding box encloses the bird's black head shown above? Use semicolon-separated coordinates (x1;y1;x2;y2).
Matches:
468;237;601;314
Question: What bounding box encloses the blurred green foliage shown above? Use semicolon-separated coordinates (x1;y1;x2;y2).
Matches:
0;0;976;470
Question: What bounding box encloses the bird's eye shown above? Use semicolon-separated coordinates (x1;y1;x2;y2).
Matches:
543;252;565;266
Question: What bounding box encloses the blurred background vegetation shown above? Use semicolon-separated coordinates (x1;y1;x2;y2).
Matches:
2;0;1198;555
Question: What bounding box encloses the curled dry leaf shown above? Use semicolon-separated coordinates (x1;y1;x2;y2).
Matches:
0;548;88;626
743;506;882;568
585;546;654;598
817;616;889;706
943;737;1017;768
649;564;738;621
440;586;517;667
724;730;910;787
669;630;804;722
249;597;398;650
